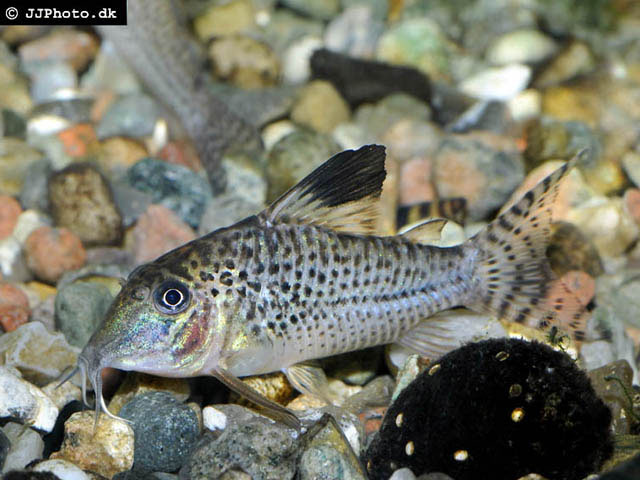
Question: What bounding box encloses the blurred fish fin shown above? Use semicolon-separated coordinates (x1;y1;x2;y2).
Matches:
398;218;447;244
264;145;386;234
284;363;333;404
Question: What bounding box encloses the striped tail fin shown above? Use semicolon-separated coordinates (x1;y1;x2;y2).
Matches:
468;154;589;343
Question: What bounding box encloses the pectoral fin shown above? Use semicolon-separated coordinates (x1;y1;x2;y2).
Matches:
211;368;301;430
283;363;333;404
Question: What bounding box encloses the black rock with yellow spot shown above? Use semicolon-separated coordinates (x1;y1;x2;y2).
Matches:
363;338;613;480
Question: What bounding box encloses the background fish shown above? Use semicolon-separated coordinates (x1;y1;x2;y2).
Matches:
72;145;588;428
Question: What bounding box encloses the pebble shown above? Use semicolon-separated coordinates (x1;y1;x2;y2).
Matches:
298;413;367;480
432;134;525;220
458;63;532;101
324;5;383;58
535;41;596;88
19;160;52;212
376;18;455;82
129;204;196;265
399;156;435;205
203;406;228;432
587;360;636;435
181;404;298;479
0;138;44;196
108;372;190;416
80;40;141;95
127;158;212;229
193;0;255;41
18;30;98;72
567;198;639;260
0;366;59;432
2;422;44;473
547;222;604;277
322;348;382;386
220;153;268;206
507;89;542;121
625;189;640;226
41;379;81;411
0;281;30;332
197;194;262;237
54;281;114;348
281;0;340;20
53;124;97;160
208;35;280;89
119;391;200;473
230;372;294;408
27;61;77;104
266;129;340;202
0;195;22;240
354;93;431;139
32;459;91;480
0;321;80;386
0;428;9;471
158;140;202;173
282;35;324;84
389;468;417;480
485;29;558;65
48;164;123;246
96;93;161;140
622;151;640;188
291;80;350;133
50;411;134;479
110;182;153;229
24;226;86;284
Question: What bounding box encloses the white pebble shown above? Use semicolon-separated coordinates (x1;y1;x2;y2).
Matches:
389;467;418;480
33;459;91;480
203;406;228;431
0;366;59;432
282;35;324;84
2;422;44;473
459;64;531;101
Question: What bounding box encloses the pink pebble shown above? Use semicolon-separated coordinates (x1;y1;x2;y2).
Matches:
24;226;87;284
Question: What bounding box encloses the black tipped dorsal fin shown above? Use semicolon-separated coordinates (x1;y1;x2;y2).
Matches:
264;145;386;234
398;218;447;244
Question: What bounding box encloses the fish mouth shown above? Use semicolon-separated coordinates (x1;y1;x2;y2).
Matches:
58;353;129;429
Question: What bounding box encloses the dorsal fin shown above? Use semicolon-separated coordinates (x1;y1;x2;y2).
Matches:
264;145;386;234
398;218;447;244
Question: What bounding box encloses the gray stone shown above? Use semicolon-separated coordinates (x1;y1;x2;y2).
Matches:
2;422;44;473
0;428;9;471
2;108;26;138
588;361;637;435
389;468;417;480
49;163;123;246
55;281;114;348
324;5;384;58
198;194;262;236
110;180;154;228
354;93;431;139
259;10;324;56
96;94;161;140
19;159;51;212
280;0;340;21
120;391;200;474
298;413;366;480
27;61;77;104
31;98;93;125
266;129;340;202
180;404;299;480
433;134;524;220
0;236;32;283
126;158;213;228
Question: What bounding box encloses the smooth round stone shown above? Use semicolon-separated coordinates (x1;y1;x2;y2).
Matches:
32;459;91;480
2;108;26;138
119;391;200;473
354;93;431;139
96;93;161;140
281;35;323;84
486;29;557;65
280;0;340;20
19;159;52;212
290;80;351;133
0;138;44;196
0;427;10;471
324;5;384;58
127;158;213;229
193;0;255;41
2;422;44;472
376;18;455;82
18;30;98;72
25;226;86;284
458;63;531;101
54;281;114;348
27;61;77;105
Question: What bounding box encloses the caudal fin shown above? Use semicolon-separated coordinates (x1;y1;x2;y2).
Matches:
468;155;589;343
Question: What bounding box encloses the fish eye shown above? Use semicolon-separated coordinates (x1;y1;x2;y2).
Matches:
153;280;191;315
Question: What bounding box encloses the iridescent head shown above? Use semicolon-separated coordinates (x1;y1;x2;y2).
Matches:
69;246;220;422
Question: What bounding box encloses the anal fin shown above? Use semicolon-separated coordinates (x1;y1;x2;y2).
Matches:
211;368;301;430
395;309;507;360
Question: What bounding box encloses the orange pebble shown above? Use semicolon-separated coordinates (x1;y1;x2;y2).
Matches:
24;226;87;284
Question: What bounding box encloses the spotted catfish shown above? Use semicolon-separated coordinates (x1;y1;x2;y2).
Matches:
69;145;588;428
